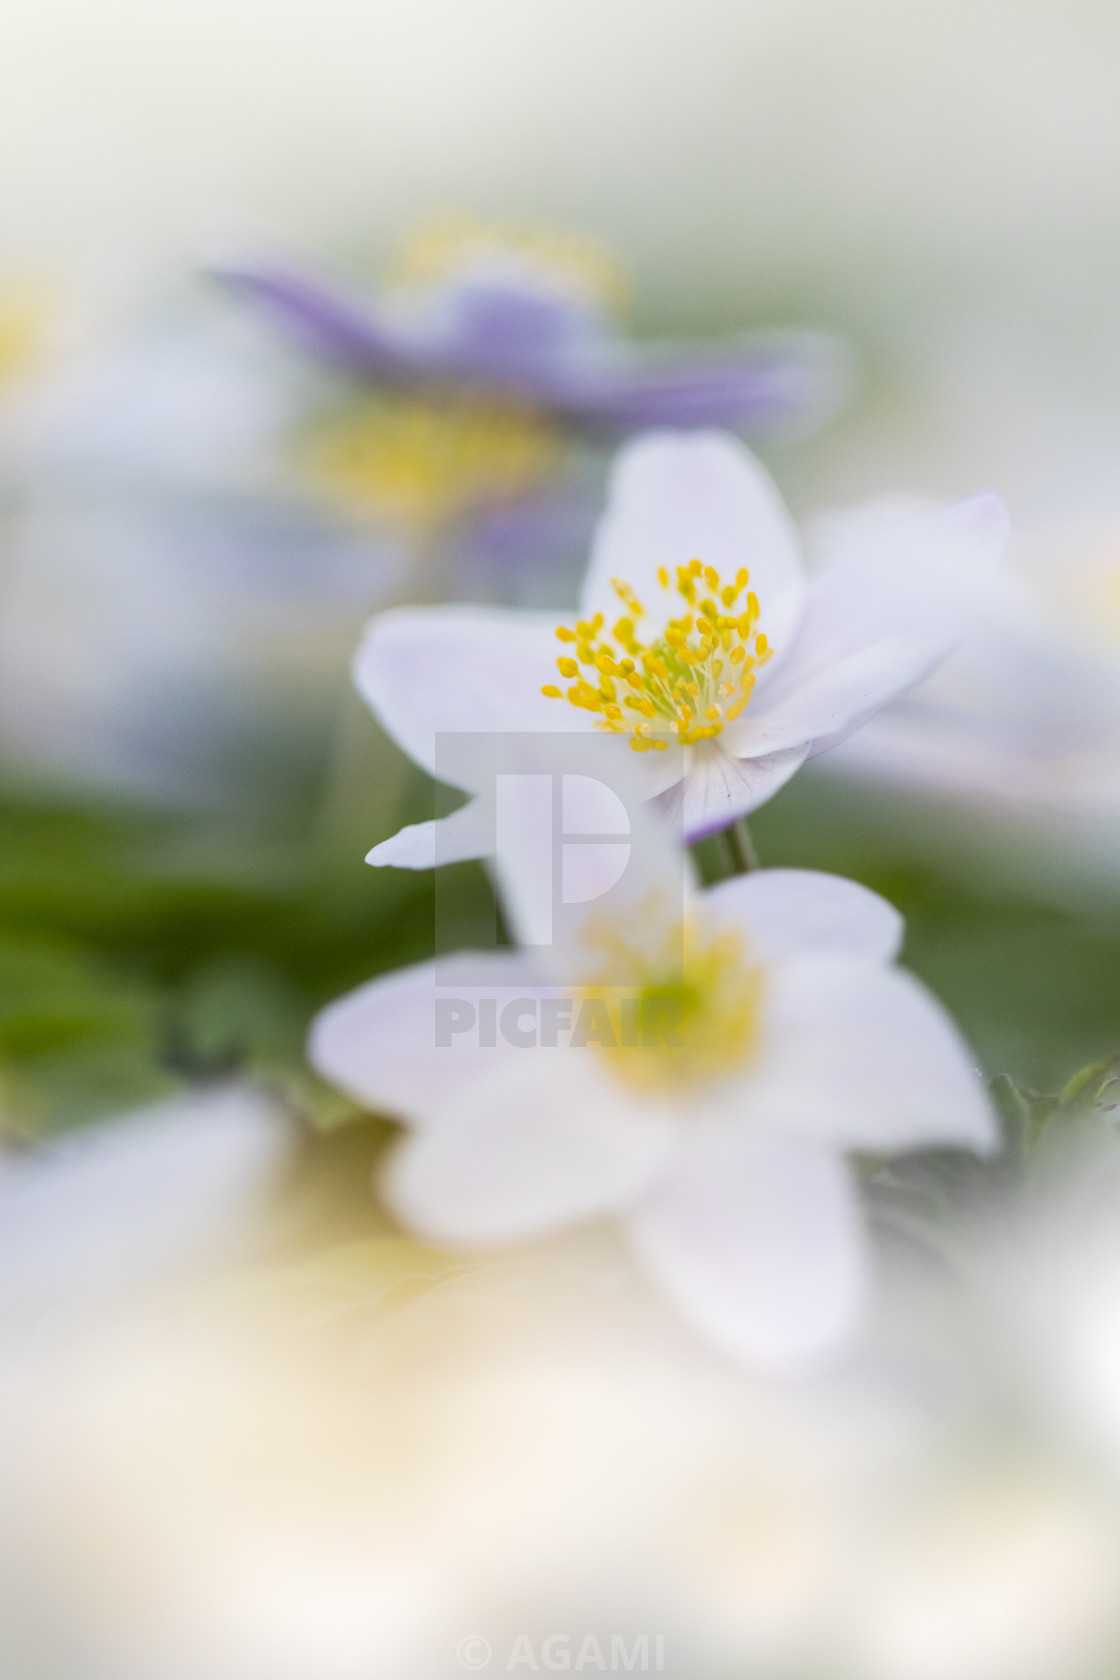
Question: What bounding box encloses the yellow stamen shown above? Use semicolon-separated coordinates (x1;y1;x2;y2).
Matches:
543;555;770;744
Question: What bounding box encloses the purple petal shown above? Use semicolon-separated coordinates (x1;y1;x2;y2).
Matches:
429;276;604;389
214;260;847;438
550;336;848;433
210;263;422;382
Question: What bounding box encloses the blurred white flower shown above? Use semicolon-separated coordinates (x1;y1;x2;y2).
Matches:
0;1083;293;1317
822;505;1120;855
312;788;994;1369
0;292;400;805
358;430;1007;865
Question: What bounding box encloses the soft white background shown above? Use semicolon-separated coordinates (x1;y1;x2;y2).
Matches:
5;0;1120;517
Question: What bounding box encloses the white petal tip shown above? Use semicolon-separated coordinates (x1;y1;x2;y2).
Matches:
365;826;437;870
942;491;1011;559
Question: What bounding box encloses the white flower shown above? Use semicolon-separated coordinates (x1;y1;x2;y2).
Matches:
310;801;995;1369
0;1084;292;1317
356;429;1007;866
0;302;399;804
822;506;1120;850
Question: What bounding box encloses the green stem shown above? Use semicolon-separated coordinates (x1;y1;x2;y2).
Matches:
723;816;760;876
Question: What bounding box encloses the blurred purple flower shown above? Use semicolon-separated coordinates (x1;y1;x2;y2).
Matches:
212;243;845;437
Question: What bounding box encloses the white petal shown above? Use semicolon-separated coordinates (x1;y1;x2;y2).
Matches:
655;741;809;839
930;490;1010;567
384;1054;678;1245
733;492;1009;757
365;799;488;870
701;868;903;965
628;1124;868;1370
0;1086;290;1314
309;951;555;1121
753;954;998;1154
353;606;588;783
579;431;806;662
733;634;947;759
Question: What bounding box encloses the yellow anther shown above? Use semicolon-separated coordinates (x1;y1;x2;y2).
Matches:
630;737;650;752
726;694;749;721
541;684;562;699
649;738;668;751
736;568;749;590
547;553;768;743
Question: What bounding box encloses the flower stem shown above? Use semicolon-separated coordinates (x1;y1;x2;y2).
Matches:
723;816;760;875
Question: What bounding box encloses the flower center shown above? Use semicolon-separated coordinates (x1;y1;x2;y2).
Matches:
298;391;563;532
541;561;772;749
578;915;765;1093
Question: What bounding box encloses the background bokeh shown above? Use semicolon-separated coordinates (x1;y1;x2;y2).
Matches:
6;9;1120;1679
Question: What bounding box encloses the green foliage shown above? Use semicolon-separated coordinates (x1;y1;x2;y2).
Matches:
1;755;1118;1144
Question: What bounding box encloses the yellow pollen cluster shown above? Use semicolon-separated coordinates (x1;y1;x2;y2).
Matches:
299;391;561;532
0;283;48;387
541;559;772;749
385;213;626;311
578;913;765;1093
